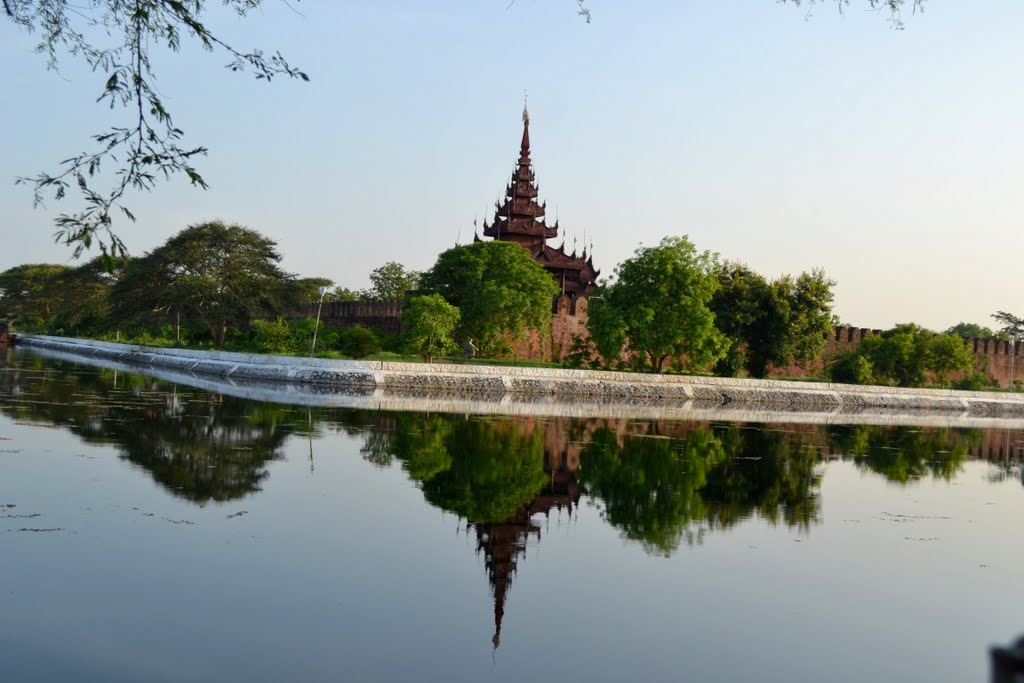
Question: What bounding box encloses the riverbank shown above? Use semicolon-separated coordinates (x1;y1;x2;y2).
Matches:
16;334;1024;421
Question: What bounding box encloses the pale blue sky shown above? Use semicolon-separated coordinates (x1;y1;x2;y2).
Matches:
2;1;1022;330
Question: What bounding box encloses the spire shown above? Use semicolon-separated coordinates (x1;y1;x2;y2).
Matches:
520;92;531;159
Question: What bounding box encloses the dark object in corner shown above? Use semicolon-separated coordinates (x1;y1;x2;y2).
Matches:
991;635;1024;682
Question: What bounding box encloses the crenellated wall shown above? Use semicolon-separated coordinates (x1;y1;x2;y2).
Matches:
294;301;1023;388
297;300;404;335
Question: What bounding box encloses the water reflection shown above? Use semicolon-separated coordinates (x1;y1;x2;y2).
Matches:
4;352;1024;665
0;356;294;502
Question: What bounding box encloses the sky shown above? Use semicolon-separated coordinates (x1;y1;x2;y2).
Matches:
1;0;1022;331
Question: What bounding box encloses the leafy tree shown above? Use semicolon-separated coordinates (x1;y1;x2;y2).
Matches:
402;294;460;362
992;311;1024;344
5;0;308;257
0;263;71;328
47;257;124;335
0;258;126;334
111;220;294;346
946;322;999;340
829;324;975;388
366;262;422;301
586;236;727;373
710;263;786;378
420;241;559;357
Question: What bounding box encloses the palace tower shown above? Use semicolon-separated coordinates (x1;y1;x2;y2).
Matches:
478;106;599;297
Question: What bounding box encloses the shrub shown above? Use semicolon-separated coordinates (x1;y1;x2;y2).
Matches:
953;372;996;392
251;318;294;354
337;325;380;359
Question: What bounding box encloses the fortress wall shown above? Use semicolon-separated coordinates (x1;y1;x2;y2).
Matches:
293;304;1023;389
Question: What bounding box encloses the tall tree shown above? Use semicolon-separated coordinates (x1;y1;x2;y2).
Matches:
0;263;71;327
586;236;727;373
420;241;559;357
112;220;293;346
711;265;835;378
5;0;307;257
402;294;460;363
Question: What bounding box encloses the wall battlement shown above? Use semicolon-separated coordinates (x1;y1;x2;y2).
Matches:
292;306;1022;388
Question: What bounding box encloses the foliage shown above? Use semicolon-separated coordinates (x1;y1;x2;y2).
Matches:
251;318;294;355
586;236;727;373
779;0;926;28
352;413;548;523
401;294;460;362
420;241;559;357
0;258;124;334
577;423;822;555
953;372;996;392
945;322;999;340
0;358;293;502
829;351;875;385
711;265;835;379
328;286;361;302
111;220;294;346
336;325;380;359
366;262;422;301
5;0;308;257
992;311;1024;343
0;263;72;328
578;426;725;555
828;425;974;483
828;324;976;388
288;277;333;306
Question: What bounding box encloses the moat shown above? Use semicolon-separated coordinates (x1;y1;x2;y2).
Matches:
1;348;1021;682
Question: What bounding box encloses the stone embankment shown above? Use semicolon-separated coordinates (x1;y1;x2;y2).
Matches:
18;335;1024;419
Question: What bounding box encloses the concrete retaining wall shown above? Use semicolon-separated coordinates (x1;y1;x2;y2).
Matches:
17;334;1024;418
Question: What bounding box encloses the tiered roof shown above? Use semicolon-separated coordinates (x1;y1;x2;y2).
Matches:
479;106;599;296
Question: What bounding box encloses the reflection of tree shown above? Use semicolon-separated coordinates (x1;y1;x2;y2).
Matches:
706;426;821;531
578;424;823;555
827;425;978;483
578;426;724;555
0;355;295;503
337;411;570;650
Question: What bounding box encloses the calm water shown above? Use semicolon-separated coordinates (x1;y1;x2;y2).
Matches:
1;349;1022;683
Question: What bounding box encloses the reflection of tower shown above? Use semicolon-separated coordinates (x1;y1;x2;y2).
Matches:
472;441;580;650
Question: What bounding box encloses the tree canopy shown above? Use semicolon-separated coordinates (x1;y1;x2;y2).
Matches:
420;241;559;357
402;294;460;363
586;236;727;373
992;311;1024;344
829;323;976;388
946;322;999;340
112;220;294;346
366;262;422;301
5;0;307;257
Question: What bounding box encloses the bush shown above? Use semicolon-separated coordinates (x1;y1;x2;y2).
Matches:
251;318;293;354
952;372;996;392
829;352;874;385
337;325;380;359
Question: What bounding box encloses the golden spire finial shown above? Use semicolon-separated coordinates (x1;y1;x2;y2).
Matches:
522;90;530;124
